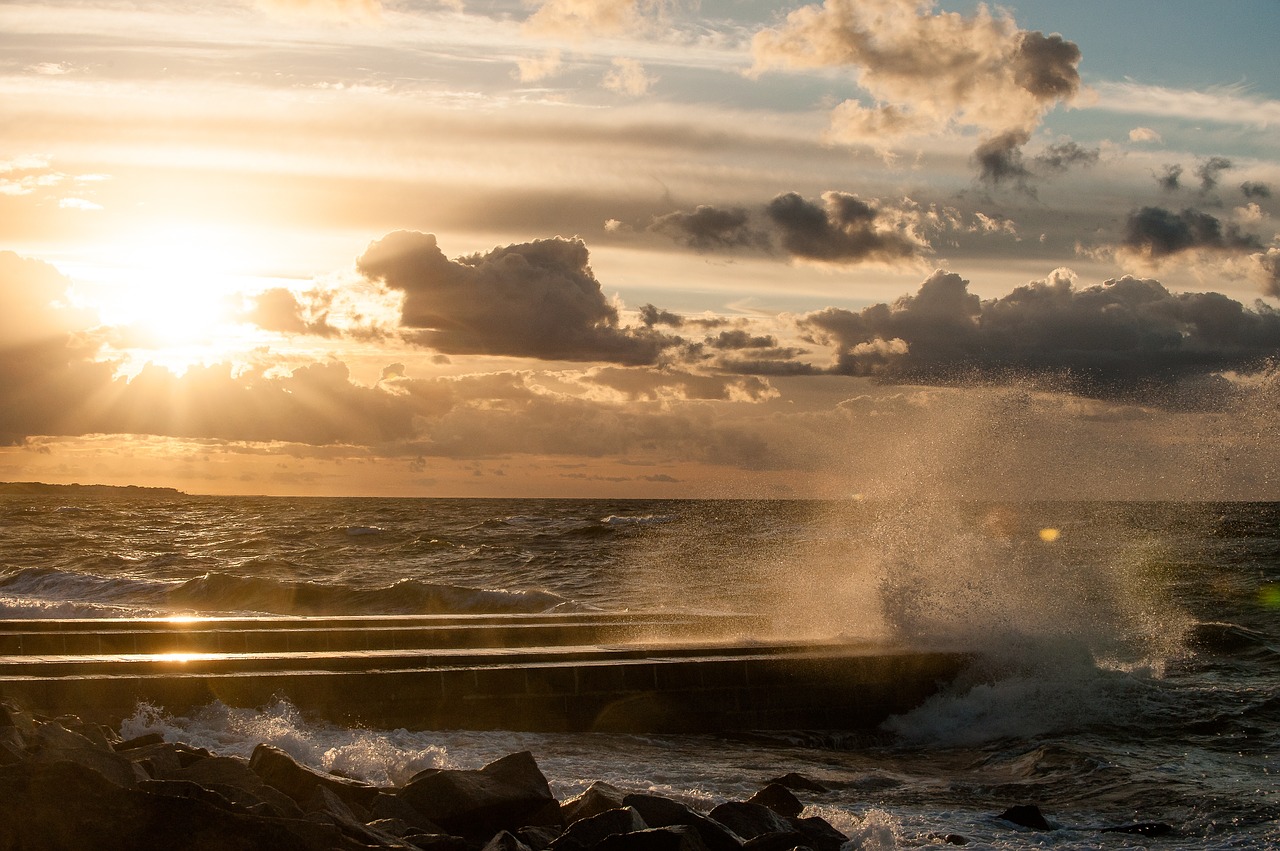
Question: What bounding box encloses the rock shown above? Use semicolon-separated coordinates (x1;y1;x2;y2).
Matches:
744;785;803;820
1100;822;1174;837
740;830;810;851
250;742;382;812
485;829;535;851
169;755;305;819
997;805;1051;831
551;806;648;851
785;816;846;851
28;734;140;790
595;825;712;851
766;774;828;794
405;832;471;851
707;803;793;841
140;777;269;816
622;794;742;851
369;791;448;834
398;751;561;839
519;824;565;850
562;781;627;825
115;732;167;751
924;834;968;846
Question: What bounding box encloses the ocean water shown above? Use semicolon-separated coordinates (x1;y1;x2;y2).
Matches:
1;495;1277;848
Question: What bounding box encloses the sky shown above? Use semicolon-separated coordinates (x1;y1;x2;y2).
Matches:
1;0;1278;499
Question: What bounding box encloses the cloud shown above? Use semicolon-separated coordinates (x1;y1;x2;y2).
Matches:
1241;181;1272;200
796;268;1280;399
1033;140;1100;173
648;205;766;250
0;252;97;347
516;49;563;83
524;0;668;39
602;58;657;96
973;130;1033;188
253;0;382;20
1118;206;1261;261
243;288;340;338
584;367;777;402
751;0;1082;150
1255;248;1280;298
764;191;929;264
1195;156;1233;193
1129;127;1162;144
1156;164;1183;192
356;231;679;364
638;304;685;328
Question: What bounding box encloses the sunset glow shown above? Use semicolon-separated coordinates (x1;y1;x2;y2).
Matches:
1;0;1277;497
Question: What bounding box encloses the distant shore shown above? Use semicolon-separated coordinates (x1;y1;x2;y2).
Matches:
0;481;185;497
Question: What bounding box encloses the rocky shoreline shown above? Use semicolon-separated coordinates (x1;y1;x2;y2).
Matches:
0;699;1173;849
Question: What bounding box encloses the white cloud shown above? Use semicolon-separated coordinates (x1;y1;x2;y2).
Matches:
1096;82;1280;128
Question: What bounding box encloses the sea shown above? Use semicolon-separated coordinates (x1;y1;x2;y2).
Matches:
0;495;1276;849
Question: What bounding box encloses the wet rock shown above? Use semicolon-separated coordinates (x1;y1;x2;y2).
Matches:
562;780;627;825
622;794;742;851
485;829;536;851
519;824;566;850
744;784;803;819
739;830;810;851
997;804;1051;830
251;742;383;812
398;751;561;839
925;833;968;846
169;755;305;818
766;774;828;793
785;816;846;851
707;802;794;840
370;790;448;834
551;805;648;851
405;832;471;851
595;825;712;851
1100;822;1174;837
115;731;167;751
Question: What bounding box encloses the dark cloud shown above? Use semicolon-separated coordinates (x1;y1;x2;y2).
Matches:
1195;156;1232;193
705;329;778;350
357;231;678;364
973;131;1033;188
648;205;766;250
1033;141;1100;173
1010;30;1083;100
1120;206;1261;260
1156;164;1183;192
584;367;777;402
638;303;684;328
1241;181;1272;199
796;269;1280;399
1257;248;1280;299
243;288;339;337
764;191;926;264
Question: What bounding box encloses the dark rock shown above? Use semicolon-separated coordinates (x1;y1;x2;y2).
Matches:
596;825;712;851
0;757;367;850
140;777;268;816
29;737;140;789
485;829;535;851
250;742;382;812
925;834;968;846
740;830;810;851
551;806;648;851
0;701;37;737
622;794;743;851
708;802;793;840
370;791;448;834
115;732;167;751
398;751;561;839
785;816;846;851
519;824;565;850
766;774;828;794
1100;822;1174;837
562;780;627;825
406;832;471;851
997;804;1051;831
744;784;803;819
169;755;305;819
32;720;101;752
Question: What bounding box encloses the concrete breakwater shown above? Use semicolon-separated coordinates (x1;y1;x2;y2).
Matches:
0;613;968;733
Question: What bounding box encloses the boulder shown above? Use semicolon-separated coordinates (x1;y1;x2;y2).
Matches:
707;803;793;841
765;775;828;793
115;732;167;752
518;824;565;850
997;805;1051;831
595;825;712;851
785;816;846;851
622;794;742;851
370;791;449;834
484;829;535;851
562;781;627;825
740;830;810;851
169;755;305;819
550;806;648;851
250;742;382;812
398;751;561;838
744;785;802;820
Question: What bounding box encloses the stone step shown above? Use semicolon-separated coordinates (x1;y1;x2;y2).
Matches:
0;613;758;656
0;615;971;734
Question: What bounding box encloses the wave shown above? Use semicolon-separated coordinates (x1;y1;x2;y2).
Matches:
0;566;574;618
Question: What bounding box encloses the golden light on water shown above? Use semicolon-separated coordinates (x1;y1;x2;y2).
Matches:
1039;528;1062;543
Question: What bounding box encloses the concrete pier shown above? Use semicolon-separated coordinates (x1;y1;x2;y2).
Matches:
0;614;968;733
